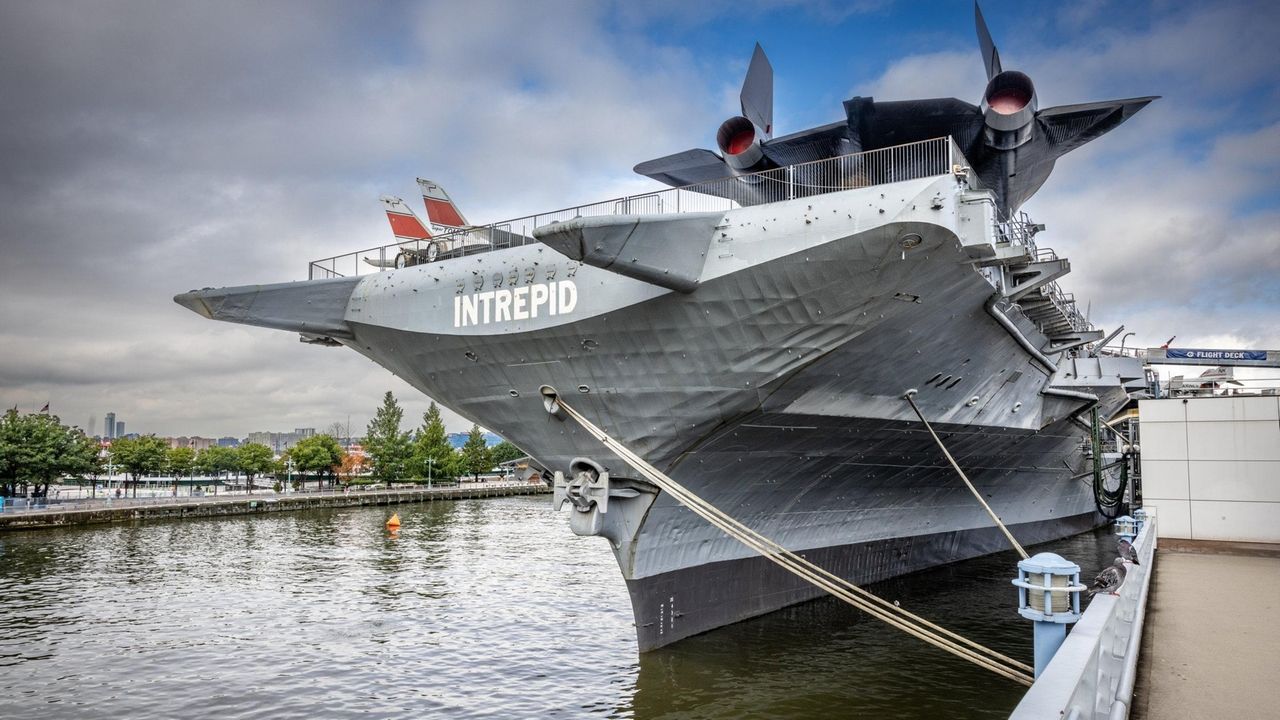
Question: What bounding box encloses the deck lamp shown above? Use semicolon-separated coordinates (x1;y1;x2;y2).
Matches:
1133;508;1148;535
1013;552;1084;677
1114;515;1138;541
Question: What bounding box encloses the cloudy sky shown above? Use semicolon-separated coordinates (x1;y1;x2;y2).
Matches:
1;0;1277;438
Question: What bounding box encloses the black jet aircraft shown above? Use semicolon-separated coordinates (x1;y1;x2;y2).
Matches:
635;3;1157;219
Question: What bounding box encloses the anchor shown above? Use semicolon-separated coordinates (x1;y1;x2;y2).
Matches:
553;457;658;550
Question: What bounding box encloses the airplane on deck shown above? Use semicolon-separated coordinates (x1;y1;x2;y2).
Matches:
635;3;1157;218
365;179;486;269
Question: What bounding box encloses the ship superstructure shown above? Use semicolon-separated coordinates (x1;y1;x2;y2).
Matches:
175;7;1153;650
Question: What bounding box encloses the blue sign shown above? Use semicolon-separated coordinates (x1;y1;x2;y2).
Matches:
1165;348;1268;362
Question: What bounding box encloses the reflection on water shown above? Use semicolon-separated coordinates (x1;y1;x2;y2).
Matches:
0;496;1117;719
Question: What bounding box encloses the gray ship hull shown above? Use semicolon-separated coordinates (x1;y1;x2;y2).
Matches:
178;172;1137;650
627;509;1099;650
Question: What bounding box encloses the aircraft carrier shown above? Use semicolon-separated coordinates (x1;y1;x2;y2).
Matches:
176;6;1153;650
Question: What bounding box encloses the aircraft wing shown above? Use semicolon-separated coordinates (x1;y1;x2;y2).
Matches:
758;121;852;166
1038;96;1159;155
856;97;984;152
633;148;733;187
634;122;852;188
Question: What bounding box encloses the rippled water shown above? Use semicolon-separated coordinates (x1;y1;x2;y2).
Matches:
0;497;1117;718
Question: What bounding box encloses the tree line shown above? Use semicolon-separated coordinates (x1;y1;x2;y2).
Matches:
0;396;525;498
362;392;524;483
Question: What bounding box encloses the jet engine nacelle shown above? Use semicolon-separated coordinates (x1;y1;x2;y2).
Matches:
981;70;1037;150
716;115;774;174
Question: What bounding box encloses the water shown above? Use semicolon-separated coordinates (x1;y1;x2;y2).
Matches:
0;496;1119;718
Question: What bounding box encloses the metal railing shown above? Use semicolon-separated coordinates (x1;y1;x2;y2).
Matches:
1009;512;1156;720
992;210;1092;335
0;479;543;514
1041;282;1092;333
1161;376;1280;398
995;211;1042;253
308;137;959;279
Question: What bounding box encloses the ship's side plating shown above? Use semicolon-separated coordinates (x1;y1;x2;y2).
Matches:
321;172;1132;649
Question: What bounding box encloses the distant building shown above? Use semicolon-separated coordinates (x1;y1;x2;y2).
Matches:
246;428;315;454
105;412;116;440
167;436;217;451
345;443;367;474
446;431;503;449
217;436;240;448
245;431;272;447
115;421;125;438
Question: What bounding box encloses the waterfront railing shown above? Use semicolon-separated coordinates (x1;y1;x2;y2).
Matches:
1009;512;1157;720
308;137;961;279
0;479;541;514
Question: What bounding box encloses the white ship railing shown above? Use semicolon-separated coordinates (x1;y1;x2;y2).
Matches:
1041;281;1092;333
1009;512;1156;720
982;208;1092;334
308;137;961;279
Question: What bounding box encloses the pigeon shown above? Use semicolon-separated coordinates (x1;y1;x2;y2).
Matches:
1118;538;1141;565
1087;558;1128;597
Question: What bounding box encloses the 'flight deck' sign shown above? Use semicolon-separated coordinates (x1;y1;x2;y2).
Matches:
1165;348;1267;362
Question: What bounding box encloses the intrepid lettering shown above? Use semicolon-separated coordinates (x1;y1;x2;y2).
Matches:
454;280;577;328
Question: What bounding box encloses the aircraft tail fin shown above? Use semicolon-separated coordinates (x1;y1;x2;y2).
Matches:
974;2;1002;81
740;43;773;138
417;178;469;229
380;195;431;241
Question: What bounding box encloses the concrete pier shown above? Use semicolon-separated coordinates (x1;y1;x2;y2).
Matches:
0;482;551;532
1132;542;1280;720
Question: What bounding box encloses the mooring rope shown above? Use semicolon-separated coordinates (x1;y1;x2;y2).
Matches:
544;388;1034;686
902;391;1029;560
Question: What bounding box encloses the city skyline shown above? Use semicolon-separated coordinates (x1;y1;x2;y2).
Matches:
2;1;1277;436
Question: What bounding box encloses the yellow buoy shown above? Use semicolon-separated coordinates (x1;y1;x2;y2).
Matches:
386;513;401;529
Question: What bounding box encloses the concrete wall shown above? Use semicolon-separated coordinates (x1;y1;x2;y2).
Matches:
0;484;551;533
1139;396;1280;542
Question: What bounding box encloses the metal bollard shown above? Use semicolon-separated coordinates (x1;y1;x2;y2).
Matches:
1013;552;1084;678
1114;515;1138;542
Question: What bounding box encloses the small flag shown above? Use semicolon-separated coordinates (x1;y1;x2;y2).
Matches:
40;403;50;413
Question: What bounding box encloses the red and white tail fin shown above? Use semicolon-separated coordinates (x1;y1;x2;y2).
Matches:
417;178;469;230
380;195;431;241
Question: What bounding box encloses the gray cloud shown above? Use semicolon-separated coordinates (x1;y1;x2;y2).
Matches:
2;0;1277;439
0;0;716;437
855;2;1280;359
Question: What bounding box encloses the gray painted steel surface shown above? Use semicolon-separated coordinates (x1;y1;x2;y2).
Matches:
176;168;1140;649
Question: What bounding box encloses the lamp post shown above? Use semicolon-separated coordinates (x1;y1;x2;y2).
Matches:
427;457;434;490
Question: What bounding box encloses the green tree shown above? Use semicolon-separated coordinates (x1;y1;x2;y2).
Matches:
0;410;98;499
364;391;410;485
65;431;104;498
489;440;525;466
167;446;196;496
408;402;457;484
196;445;239;492
109;435;169;497
459;424;491;481
291;434;343;491
236;443;275;493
